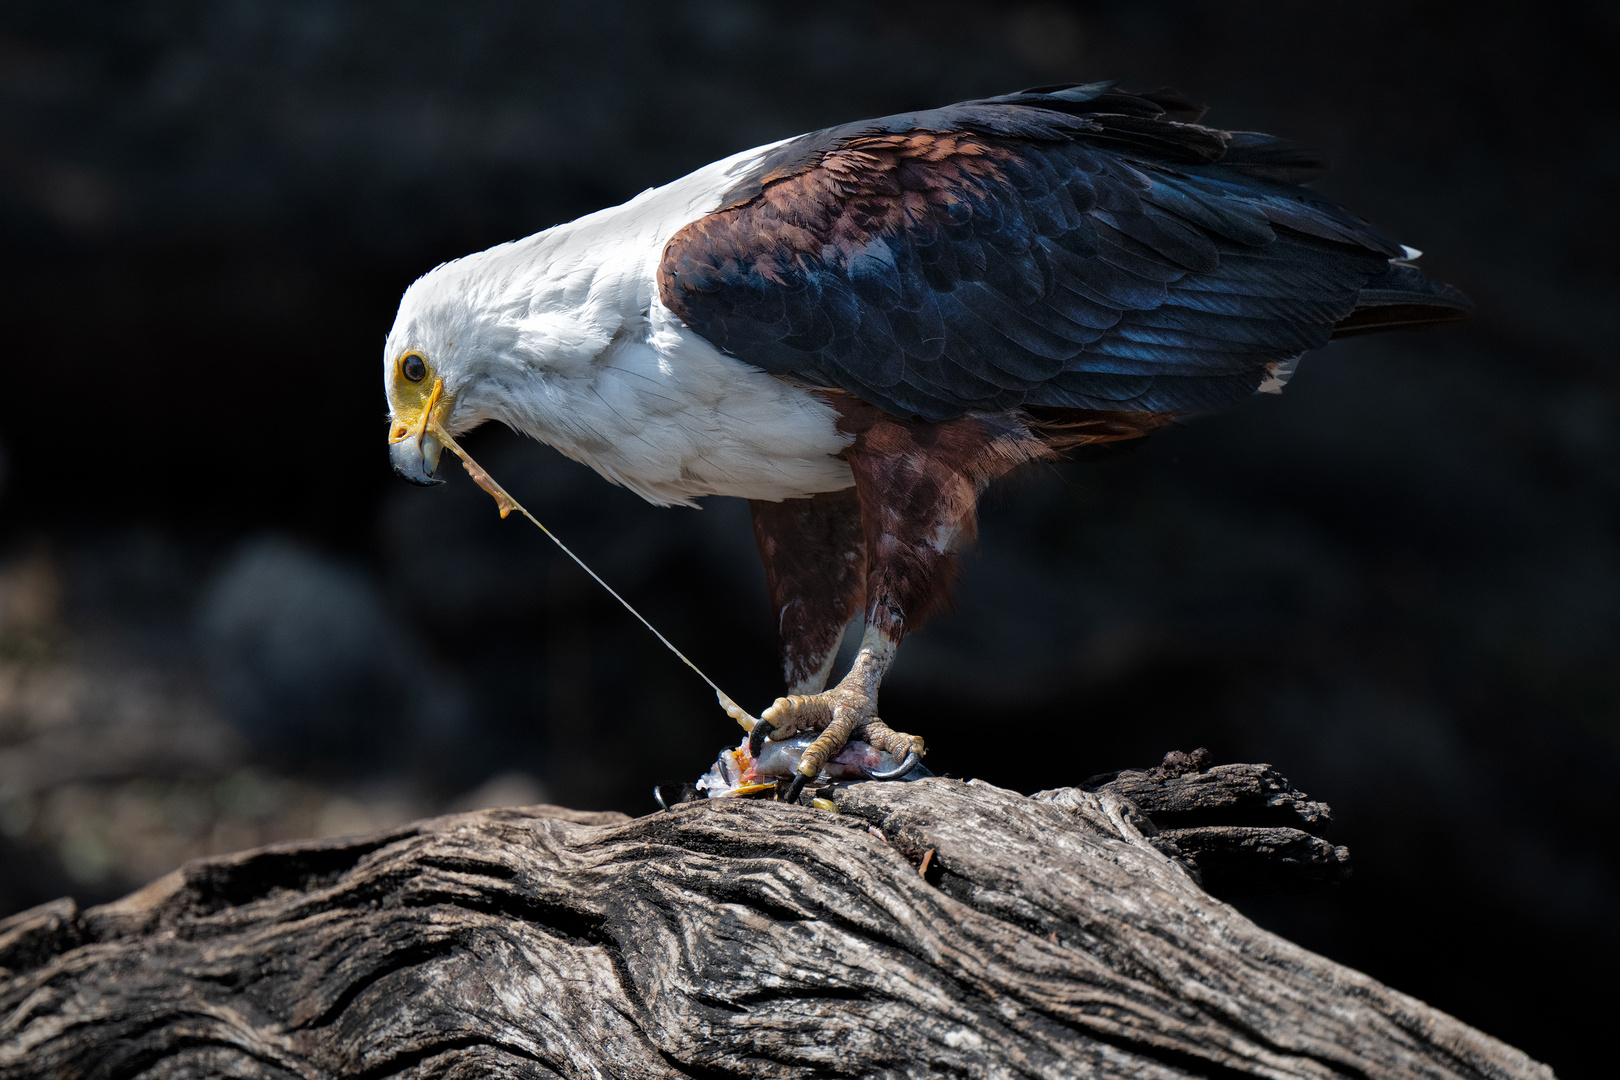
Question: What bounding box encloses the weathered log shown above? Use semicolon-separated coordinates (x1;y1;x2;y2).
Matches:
1083;749;1353;895
0;758;1551;1079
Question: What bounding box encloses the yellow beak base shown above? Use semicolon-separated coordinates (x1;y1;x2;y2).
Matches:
387;377;450;485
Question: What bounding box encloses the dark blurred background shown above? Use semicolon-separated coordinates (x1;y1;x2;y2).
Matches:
0;1;1614;1073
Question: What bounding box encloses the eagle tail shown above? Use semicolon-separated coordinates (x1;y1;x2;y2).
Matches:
1332;260;1471;337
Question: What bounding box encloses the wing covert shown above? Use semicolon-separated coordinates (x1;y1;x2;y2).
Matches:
659;84;1462;421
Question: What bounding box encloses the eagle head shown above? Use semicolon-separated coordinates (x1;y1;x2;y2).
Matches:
381;257;533;486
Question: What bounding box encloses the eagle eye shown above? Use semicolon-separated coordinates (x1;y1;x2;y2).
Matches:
401;353;428;383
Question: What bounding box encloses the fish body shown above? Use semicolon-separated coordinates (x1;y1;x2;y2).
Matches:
697;734;932;797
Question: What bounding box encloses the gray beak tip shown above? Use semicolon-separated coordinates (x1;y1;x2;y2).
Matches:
393;463;445;486
389;435;445;486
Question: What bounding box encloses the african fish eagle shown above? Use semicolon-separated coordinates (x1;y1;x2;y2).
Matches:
383;83;1467;801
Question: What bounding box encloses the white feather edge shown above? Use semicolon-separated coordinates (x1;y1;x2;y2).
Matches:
1256;355;1300;395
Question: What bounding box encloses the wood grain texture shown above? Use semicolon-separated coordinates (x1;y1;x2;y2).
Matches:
0;766;1551;1080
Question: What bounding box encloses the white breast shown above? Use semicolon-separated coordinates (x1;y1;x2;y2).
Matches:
539;297;855;506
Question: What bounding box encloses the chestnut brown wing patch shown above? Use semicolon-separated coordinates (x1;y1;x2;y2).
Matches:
659;83;1463;421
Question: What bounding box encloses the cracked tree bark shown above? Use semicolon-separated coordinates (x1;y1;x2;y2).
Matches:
0;756;1552;1079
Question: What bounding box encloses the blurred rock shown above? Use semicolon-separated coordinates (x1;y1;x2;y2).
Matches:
197;535;471;777
0;545;448;910
447;770;549;812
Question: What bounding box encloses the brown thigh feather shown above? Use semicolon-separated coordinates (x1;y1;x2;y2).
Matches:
749;488;867;692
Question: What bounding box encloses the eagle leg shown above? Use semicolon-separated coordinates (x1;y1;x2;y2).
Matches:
748;489;868;758
749;488;868;696
764;625;899;801
763;407;1050;799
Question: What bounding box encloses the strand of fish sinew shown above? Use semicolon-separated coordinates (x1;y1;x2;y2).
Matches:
427;420;761;734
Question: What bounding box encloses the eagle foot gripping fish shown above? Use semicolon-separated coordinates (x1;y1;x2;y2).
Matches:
654;733;933;810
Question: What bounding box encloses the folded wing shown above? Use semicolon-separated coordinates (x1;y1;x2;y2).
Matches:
659;83;1467;421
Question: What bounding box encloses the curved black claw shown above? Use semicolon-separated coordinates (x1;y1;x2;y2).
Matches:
868;750;922;781
653;782;699;811
749;719;777;759
784;771;810;804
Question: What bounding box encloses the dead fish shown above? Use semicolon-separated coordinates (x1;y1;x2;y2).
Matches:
695;733;931;799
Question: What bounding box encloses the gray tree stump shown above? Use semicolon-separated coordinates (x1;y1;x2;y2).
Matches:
0;756;1552;1079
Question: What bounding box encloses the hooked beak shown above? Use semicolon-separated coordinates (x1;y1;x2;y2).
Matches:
387;378;451;486
389;431;444;485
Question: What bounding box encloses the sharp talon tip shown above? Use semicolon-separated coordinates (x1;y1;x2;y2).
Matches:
749;719;775;758
653;785;672;811
784;773;808;804
869;750;922;781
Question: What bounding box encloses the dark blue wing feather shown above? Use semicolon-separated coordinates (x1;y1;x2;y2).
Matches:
659;84;1468;421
